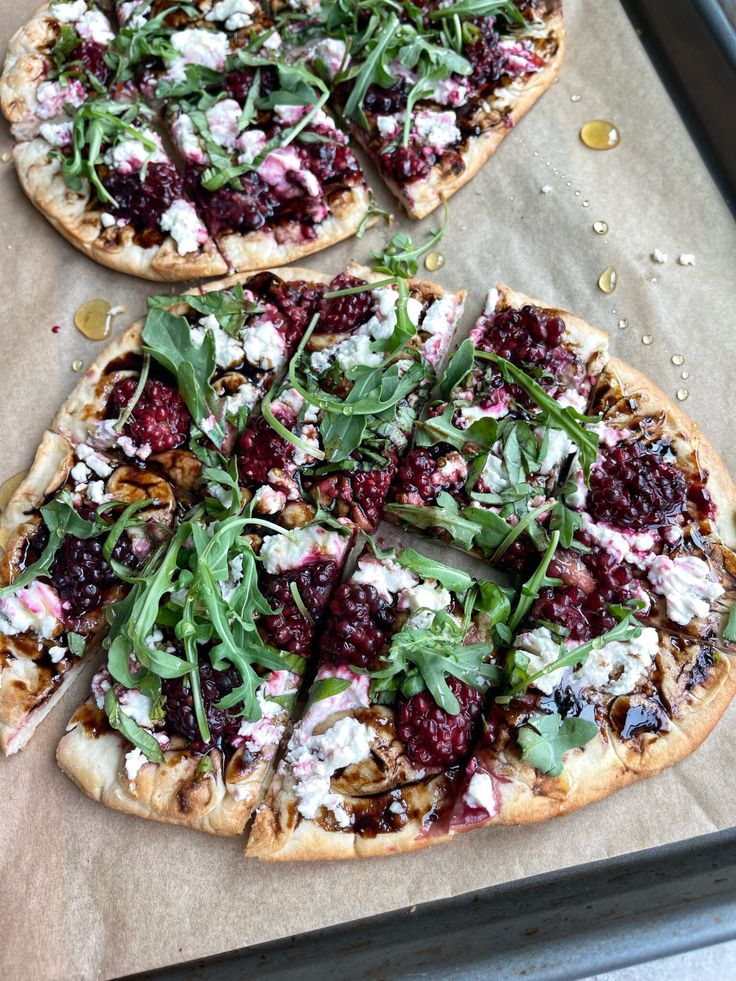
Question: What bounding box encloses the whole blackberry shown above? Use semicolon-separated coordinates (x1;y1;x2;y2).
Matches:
261;560;338;655
199;171;276;236
350;469;393;531
316;273;374;334
322;583;395;667
102;161;183;232
391;444;462;505
245;273;324;346
112;377;191;453
589;441;688;530
237;416;295;486
398;677;483;767
163;663;242;751
50;533;136;621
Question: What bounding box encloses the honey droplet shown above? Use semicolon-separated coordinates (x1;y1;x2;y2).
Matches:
677;388;689;401
574;190;581;197
424;251;445;272
72;360;83;372
598;266;617;294
593;220;609;235
582;200;591;207
1;151;11;164
642;334;654;345
580;119;621;150
570;94;582;103
618;319;629;329
671;354;685;366
74;299;114;341
681;370;690;380
0;470;28;514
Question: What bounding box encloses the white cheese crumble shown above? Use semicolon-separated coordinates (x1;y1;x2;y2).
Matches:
36;79;87;119
124;747;148;783
463;771;497;814
236;129;267;165
413;110;461;152
0;581;62;640
299;666;371;738
251;485;287;515
259;525;349;574
52;0;87;21
651;249;668;263
483;288;500;317
477;448;510;494
362;286;422;341
581;514;656;569
335;334;383;373
287;716;373;825
537;428;576;476
49;645;68;664
191;314;244;369
205;0;255;31
204;98;241;148
398;581;451;615
76;9;114;44
118;1;151;28
431;451;468;486
159;198;207;256
168;29;230;81
646;554;724;625
117;688;155;727
352;555;418;599
241;318;287;370
376;115;400;140
309;38;348;79
224;381;259;416
678;254;695;266
421;294;458;365
515;625;660;696
172;113;207;163
39;120;73;148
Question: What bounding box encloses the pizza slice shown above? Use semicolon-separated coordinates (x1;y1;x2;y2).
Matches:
163;66;372;271
0;431;178;755
248;545;509;859
13;98;226;280
1;0;119;140
56;507;356;835
234;264;464;531
386;284;608;566
448;367;736;832
323;0;564;218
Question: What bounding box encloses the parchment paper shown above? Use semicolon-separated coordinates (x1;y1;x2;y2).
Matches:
1;0;735;977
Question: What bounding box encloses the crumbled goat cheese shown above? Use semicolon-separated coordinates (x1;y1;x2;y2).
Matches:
39;120;73;147
413;110;461;152
0;581;61;639
678;254;695;266
191;314;244;369
651;249;668;263
352;555;418;599
646;554;724;625
241;318;287;370
463;771;497;814
124;748;148;782
204;98;241;148
259;525;349;574
168;29;230;81
205;0;255;31
159;199;207;255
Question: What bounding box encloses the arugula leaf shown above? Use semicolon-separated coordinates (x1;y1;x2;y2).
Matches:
141;306;226;448
372;205;448;278
429;0;526;24
104;689;165;764
508;531;561;634
387;491;479;551
440;338;475;399
414;404;496;453
474;353;601;478
306;677;352;706
342;13;400;128
396;548;473;593
723;604;736;644
549;497;586;549
66;632;86;656
517;712;598;777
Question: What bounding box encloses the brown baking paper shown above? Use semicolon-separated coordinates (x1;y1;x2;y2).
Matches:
1;0;735;977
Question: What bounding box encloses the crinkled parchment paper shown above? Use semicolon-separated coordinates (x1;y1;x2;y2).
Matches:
0;0;735;977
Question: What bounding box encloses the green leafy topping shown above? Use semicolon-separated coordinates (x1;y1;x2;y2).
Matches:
517;713;598;777
141;303;226;448
440;338;475;400
372;206;448;279
306;677;352;707
507;531;561;635
396;548;473;593
66;632;86;656
387;491;479;551
723;604;736;644
104;689;165;764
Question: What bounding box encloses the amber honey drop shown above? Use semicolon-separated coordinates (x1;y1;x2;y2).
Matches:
642;334;653;345
424;252;445;272
618;319;629;329
598;266;617;294
671;354;685;366
580;119;621;150
593;220;609;235
74;299;113;341
0;470;28;514
72;359;83;372
677;388;689;401
681;370;690;380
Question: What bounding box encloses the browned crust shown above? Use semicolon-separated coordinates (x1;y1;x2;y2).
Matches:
463;640;736;828
352;9;566;220
56;700;254;836
215;185;374;272
602;357;736;550
247;772;455;861
0;1;57;139
13;139;228;282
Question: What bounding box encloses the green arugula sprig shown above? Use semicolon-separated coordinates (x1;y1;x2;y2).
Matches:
372;205;448;279
517;712;598;776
